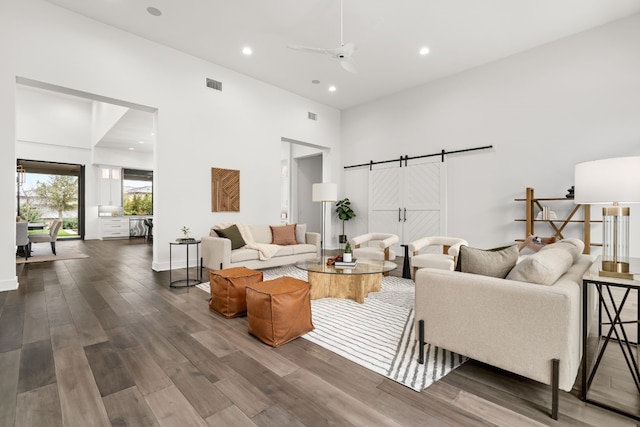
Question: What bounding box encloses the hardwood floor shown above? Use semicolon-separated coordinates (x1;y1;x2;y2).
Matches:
1;239;637;426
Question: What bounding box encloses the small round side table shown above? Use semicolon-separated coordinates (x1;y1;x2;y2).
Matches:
169;239;202;288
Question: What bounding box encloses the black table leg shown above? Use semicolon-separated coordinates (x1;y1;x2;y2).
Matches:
401;244;411;279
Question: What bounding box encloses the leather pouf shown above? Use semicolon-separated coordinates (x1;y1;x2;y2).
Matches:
209;267;263;318
246;276;314;347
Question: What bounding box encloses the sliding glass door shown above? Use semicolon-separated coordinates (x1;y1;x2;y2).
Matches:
16;159;85;240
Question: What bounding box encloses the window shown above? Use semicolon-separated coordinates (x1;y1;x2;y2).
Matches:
123;168;153;215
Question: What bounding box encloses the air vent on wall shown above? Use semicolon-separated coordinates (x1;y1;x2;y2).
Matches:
308;112;317;121
206;78;222;91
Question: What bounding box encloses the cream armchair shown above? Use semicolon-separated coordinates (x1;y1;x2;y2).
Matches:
349;232;399;261
408;236;467;279
28;219;62;255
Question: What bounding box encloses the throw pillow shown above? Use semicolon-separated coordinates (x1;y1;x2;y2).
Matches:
295;223;307;244
506;245;573;285
214;224;246;250
456;245;519;278
539;238;583;263
270;224;297;245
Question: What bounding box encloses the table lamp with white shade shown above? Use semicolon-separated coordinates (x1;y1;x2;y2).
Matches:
574;156;640;279
312;182;337;261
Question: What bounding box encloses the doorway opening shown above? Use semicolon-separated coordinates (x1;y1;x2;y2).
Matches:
280;137;327;236
17;159;85;240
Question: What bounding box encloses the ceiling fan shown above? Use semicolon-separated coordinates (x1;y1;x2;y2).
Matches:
287;0;357;73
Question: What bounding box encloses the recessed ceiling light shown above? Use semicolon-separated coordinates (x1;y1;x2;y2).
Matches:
146;7;162;17
138;141;145;144
419;46;430;56
312;80;320;85
242;47;252;55
129;147;134;151
328;85;337;92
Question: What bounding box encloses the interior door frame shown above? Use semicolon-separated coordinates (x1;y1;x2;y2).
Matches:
281;136;329;234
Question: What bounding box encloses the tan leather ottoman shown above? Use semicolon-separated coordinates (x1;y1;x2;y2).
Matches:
209;267;263;318
246;276;314;347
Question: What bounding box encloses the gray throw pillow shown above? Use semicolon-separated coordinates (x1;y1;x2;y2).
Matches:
456;245;519;278
215;224;246;250
295;223;307;244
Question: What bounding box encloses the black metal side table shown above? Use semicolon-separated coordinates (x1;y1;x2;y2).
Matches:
169;240;202;288
582;257;640;421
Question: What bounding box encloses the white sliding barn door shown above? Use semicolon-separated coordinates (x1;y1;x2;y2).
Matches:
369;159;445;252
369;164;403;249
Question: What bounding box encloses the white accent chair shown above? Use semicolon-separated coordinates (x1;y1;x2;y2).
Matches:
28;219;62;255
349;232;399;261
408;236;468;279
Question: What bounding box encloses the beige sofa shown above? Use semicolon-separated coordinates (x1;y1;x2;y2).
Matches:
414;239;594;419
201;224;320;271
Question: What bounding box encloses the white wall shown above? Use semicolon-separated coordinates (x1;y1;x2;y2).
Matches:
0;36;17;291
0;0;341;289
16;86;92;148
342;13;640;255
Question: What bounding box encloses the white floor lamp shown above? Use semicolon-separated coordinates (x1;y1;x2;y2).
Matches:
575;156;640;279
312;183;337;261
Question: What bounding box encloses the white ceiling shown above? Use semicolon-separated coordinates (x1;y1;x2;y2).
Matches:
98;109;156;153
44;0;640;110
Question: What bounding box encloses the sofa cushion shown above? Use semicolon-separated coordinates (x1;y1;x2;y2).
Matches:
250;224;272;244
215;224;246;250
295;223;307;244
270;224;297;245
456;245;519;278
293;243;317;255
275;245;295;256
230;248;260;263
506;245;573;285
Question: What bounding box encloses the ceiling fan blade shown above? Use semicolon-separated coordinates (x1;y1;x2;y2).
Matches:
340;57;357;74
341;42;356;57
287;44;335;56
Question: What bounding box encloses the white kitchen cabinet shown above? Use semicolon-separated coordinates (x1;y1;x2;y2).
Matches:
100;167;122;206
100;217;129;239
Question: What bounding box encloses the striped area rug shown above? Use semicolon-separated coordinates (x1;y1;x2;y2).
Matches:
197;265;466;391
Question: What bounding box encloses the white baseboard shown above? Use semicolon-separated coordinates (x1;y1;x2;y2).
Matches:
153;259;201;272
0;276;19;292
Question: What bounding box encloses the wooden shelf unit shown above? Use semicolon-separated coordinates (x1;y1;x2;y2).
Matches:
515;187;600;254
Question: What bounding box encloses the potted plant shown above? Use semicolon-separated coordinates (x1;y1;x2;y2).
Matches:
343;241;353;262
335;198;356;244
177;226;193;242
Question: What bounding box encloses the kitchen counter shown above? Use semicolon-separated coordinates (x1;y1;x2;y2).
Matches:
99;216;153;239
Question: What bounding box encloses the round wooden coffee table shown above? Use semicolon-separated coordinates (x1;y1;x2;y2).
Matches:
296;258;397;303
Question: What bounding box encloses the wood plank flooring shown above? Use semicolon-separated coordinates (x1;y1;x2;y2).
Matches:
2;238;638;426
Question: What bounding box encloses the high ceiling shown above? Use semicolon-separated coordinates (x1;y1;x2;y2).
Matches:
43;0;640;110
97;109;156;154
